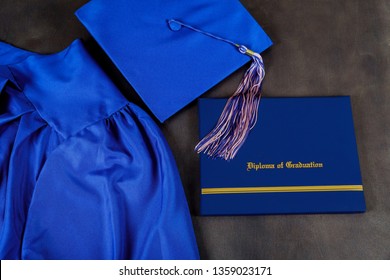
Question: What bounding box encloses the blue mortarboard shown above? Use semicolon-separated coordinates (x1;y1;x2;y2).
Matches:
76;0;272;160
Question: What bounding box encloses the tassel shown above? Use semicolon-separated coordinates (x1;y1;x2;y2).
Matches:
195;46;265;160
167;20;267;160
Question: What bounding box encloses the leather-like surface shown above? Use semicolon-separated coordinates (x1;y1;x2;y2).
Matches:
1;0;389;259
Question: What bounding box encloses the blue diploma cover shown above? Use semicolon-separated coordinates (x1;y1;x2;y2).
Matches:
199;97;366;215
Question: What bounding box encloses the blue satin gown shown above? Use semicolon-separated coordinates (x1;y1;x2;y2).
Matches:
0;39;199;260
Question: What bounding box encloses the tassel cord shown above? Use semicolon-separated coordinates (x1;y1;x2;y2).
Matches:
168;19;267;160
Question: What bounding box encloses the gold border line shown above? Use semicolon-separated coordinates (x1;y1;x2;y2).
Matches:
201;185;363;195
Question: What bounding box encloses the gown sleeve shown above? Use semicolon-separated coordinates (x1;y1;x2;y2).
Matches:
20;103;199;260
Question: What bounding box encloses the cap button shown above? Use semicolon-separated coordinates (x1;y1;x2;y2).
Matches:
167;19;182;31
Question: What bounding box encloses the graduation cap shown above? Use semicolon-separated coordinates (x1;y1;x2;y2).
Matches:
76;0;272;160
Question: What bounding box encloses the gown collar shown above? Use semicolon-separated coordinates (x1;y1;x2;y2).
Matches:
3;39;128;138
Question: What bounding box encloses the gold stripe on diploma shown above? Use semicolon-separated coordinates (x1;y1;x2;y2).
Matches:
201;185;364;195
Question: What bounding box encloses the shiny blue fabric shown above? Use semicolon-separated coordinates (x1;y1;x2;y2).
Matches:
0;40;199;260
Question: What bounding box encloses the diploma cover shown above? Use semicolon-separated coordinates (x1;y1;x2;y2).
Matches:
199;97;366;215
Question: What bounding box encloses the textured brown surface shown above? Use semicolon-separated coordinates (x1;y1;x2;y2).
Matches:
1;0;389;259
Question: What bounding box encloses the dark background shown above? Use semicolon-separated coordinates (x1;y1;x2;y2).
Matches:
1;0;389;259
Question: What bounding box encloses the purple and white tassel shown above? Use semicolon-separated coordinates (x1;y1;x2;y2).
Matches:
168;20;266;160
195;46;265;160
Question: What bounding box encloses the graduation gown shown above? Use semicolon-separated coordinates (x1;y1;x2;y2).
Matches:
0;39;199;260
